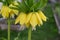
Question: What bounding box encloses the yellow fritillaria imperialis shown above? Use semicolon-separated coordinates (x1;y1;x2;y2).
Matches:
1;5;18;18
1;6;11;18
15;10;47;29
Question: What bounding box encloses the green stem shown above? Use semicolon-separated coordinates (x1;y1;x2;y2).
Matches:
28;27;32;40
8;19;11;40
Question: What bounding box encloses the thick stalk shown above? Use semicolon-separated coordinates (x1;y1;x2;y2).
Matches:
8;19;11;40
28;27;32;40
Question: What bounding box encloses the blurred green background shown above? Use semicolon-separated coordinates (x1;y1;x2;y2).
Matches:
0;3;60;40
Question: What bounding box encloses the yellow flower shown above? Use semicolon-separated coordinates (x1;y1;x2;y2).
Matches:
25;12;43;27
30;13;38;27
15;12;26;25
15;11;47;29
1;6;11;18
25;13;32;28
1;5;18;18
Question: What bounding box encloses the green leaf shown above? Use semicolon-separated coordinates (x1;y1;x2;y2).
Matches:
22;0;37;12
25;0;34;7
38;0;48;9
10;7;19;10
30;0;48;11
0;0;3;2
56;7;60;17
9;0;48;13
16;2;29;13
2;0;15;6
7;0;15;4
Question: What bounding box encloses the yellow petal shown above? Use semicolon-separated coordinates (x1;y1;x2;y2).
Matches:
26;12;32;23
19;12;26;25
38;21;41;27
35;12;43;25
30;13;38;27
2;12;6;18
1;6;10;18
15;15;20;24
38;11;47;21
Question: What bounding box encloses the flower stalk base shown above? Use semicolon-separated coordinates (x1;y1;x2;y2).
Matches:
8;19;11;40
28;27;32;40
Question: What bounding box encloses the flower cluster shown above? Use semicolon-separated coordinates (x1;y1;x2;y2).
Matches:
0;0;48;30
0;1;18;18
15;10;47;29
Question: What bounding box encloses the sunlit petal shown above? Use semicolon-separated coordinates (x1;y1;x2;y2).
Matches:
30;13;38;27
1;6;11;18
26;12;32;23
38;11;47;21
20;12;26;25
15;15;20;24
35;12;43;25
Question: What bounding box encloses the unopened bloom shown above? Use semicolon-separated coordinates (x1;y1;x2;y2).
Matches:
9;4;19;15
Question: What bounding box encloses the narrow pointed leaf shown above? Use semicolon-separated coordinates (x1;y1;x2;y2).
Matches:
30;0;48;11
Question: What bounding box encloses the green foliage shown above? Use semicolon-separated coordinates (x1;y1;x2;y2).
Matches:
0;4;58;40
10;0;48;13
30;0;48;11
55;2;60;7
0;0;3;2
56;7;60;17
1;0;15;6
55;2;60;17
